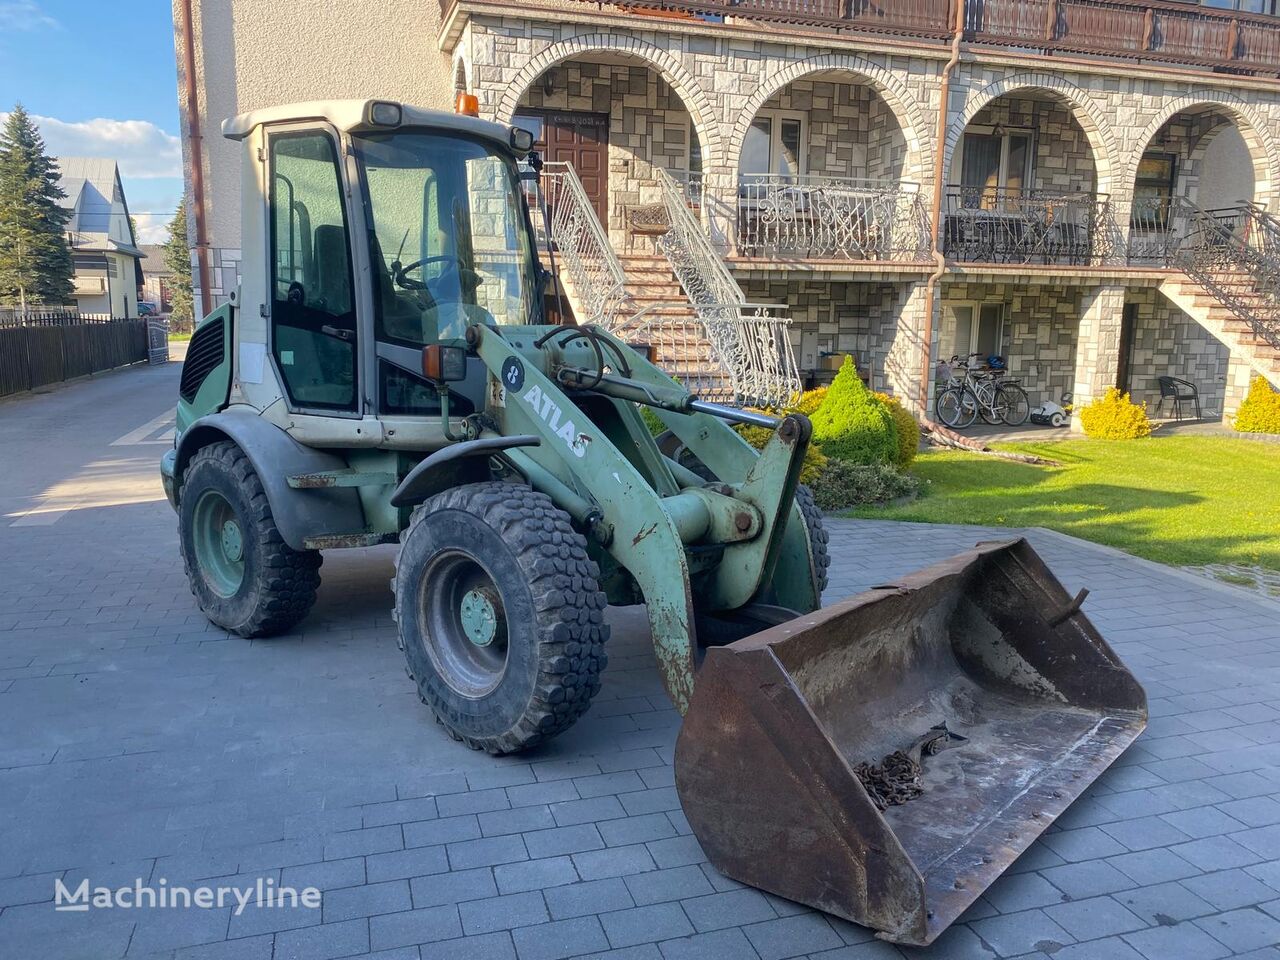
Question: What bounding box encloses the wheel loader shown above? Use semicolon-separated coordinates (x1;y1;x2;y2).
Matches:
162;99;1147;946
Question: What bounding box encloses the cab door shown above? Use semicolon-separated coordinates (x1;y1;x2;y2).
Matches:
265;128;361;413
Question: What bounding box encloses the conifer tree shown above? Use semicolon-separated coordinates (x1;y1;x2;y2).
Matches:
163;198;194;331
0;104;74;311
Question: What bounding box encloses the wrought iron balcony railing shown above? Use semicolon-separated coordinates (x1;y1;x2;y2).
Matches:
1127;197;1245;266
735;175;932;262
942;188;1113;265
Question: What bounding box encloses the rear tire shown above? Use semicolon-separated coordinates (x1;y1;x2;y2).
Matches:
656;432;828;593
999;383;1031;426
179;441;322;637
395;481;609;754
795;483;829;596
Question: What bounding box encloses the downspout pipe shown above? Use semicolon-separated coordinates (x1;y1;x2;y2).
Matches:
918;0;967;418
178;0;214;319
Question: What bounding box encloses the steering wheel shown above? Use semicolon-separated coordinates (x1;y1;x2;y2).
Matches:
391;254;460;291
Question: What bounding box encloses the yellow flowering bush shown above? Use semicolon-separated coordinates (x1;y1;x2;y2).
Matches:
1078;388;1152;440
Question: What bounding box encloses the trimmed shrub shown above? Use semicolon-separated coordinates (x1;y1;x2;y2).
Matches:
791;386;828;417
734;423;829;484
639;405;666;438
809;357;899;465
873;391;920;470
1234;376;1280;434
1078;387;1152;440
811;459;918;511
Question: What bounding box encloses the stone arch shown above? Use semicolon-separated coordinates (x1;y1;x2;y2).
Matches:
453;57;469;93
943;72;1121;196
726;54;932;185
1123;92;1279;207
493;34;723;172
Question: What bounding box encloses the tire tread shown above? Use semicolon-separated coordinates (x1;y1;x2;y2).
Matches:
182;441;321;637
396;481;608;755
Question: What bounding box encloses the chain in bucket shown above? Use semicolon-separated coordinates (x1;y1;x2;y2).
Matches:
855;723;967;811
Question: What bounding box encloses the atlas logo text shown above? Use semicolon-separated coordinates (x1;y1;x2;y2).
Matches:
522;384;589;458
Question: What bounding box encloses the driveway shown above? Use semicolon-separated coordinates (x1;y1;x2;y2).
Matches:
2;358;1279;959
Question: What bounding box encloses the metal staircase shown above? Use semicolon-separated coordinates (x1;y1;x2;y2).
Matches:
1143;201;1280;389
530;162;800;408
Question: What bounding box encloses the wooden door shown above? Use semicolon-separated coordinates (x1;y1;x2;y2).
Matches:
1117;302;1137;393
540;112;609;227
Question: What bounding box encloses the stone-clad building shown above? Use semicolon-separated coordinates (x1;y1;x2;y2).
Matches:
174;0;1280;422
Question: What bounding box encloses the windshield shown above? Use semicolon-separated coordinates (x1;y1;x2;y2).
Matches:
354;130;540;346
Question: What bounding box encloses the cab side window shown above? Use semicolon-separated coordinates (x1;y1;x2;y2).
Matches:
269;132;358;410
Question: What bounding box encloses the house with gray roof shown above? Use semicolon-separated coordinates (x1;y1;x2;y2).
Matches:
55;157;142;318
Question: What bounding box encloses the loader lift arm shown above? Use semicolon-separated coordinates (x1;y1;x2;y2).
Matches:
464;322;821;712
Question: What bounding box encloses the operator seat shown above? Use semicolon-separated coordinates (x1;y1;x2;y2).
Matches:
313;224;353;318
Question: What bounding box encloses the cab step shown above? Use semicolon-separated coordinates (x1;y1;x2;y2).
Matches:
302;532;399;549
287;470;398;489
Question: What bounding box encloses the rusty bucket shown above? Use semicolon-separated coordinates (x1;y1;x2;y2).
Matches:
675;538;1147;946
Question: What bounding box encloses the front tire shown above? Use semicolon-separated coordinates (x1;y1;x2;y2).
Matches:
179;441;322;637
936;386;977;429
395;482;609;754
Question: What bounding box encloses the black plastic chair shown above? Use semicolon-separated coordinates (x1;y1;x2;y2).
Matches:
1156;376;1201;421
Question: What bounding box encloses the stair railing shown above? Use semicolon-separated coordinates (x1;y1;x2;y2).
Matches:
651;168;801;408
1242;200;1280;261
1178;201;1280;352
533;162;636;332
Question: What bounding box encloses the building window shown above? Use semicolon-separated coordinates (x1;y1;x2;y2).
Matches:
688;123;703;179
108;258;119;278
960;128;1033;207
1200;0;1277;12
949;302;1007;360
741;112;805;183
1132;154;1177;229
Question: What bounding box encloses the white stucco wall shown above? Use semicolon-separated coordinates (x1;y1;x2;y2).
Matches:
1196;125;1256;210
177;0;455;308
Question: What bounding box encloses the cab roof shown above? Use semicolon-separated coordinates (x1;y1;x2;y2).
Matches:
221;99;514;146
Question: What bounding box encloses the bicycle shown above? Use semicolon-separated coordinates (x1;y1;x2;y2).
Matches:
934;354;1030;429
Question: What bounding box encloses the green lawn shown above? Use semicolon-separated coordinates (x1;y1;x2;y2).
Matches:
849;436;1280;571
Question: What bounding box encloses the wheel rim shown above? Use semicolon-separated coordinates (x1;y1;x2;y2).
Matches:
1003;388;1030;425
419;551;509;698
937;390;962;427
192;489;245;598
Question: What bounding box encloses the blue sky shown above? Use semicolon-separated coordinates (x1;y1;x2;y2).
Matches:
0;0;183;243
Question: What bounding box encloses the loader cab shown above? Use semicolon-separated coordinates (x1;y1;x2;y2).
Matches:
224;100;543;431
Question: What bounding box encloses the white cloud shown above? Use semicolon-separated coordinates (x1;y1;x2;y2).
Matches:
10;114;183;180
0;1;59;31
134;211;177;246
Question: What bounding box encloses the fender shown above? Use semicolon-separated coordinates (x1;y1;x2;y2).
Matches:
390;435;541;508
173;410;367;551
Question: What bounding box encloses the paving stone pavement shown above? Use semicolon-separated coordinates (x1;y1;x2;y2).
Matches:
2;360;1280;959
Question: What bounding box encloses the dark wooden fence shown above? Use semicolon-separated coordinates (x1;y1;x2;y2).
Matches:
0;315;149;399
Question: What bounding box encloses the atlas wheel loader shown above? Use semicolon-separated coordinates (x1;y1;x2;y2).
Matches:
162;99;1147;946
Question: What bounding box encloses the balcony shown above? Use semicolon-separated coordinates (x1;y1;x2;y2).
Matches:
942;188;1113;265
735;175;932;262
447;0;1280;75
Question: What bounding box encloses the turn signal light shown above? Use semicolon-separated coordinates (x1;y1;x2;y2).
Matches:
422;344;468;383
455;93;480;117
